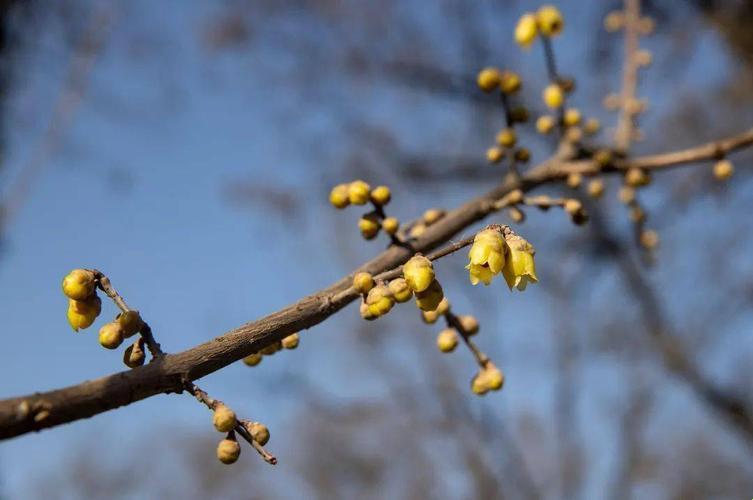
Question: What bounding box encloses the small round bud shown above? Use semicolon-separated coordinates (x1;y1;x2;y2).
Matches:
117;310;143;338
67;295;101;332
98;322;125;350
625;167;650;187
583;118;601;135
638;16;655;35
422;208;445;226
382;217;399;235
508;207;526;223
436;329;458;353
509;106;530;124
496;128;517;148
421;310;440;324
543;84;564;109
358;214;381;240
713;159;734;181
281;332;299;349
500;71;521;94
477;67;502;92
514;148;531;163
348;180;371;205
402;255;435;293
61;269;96;301
414;279;444;312
353;272;375;294
618;186;636;205
566;172;582;189
217;436;241;465
213;405;237;433
564;127;583;144
458;315;479;336
536;115;556;135
370;186;391;206
243;353;262;366
640;229;659;250
507;189;525;205
248;422;270;446
594;149;613;166
515;13;538;47
564;199;583;216
536;5;564;36
486;146;504;164
260;341;282;355
388;278;412;303
360;301;377;321
587;179;605;199
563;108;581;127
329;184;350;209
604;11;624;32
471;373;489;395
123;338;145;368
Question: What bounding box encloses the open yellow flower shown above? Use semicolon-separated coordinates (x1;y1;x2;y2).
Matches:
466;228;505;286
502;234;538;291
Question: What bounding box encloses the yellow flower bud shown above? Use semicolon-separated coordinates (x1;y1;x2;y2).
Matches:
67;295;101;331
123;338;145;368
260;341;282;355
514;148;531;163
403;255;435;293
536;5;564;36
459;315;479;336
625;167;650;187
563;108;581;127
466;228;505;286
388;278;412;303
640;229;659;250
422;208;445;226
437;329;458;353
217;436;241;464
566;172;582;189
587;179;605;198
515;13;538;47
564;199;582;216
543;84;564;109
243;353;262;366
502;234;538;291
713;159;734;181
282;332;299;349
500;71;522;94
486;146;504;164
98;322;125;350
117;310;143;338
618;186;636;205
366;284;395;317
348;180;371;205
421;310;440;324
471;373;489;395
496;128;517;148
353;272;375;294
604;11;624;32
360;301;377;321
508;207;525;223
482;363;505;391
370;185;391;206
594;149;613;166
248;421;270;445
536;115;556;134
329;184;350;209
476;67;502;92
382;217;399;235
358;214;381;240
61;269;96;301
584;118;601;135
213;405;237;433
415;279;444;312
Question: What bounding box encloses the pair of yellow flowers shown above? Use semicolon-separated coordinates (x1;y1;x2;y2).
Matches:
467;228;537;291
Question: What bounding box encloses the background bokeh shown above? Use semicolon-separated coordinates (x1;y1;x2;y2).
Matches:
0;1;752;498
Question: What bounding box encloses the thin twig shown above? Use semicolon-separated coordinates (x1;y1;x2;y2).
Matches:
614;0;642;152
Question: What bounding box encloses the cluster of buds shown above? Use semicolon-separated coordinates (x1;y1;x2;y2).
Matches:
62;269;146;364
242;332;299;367
211;403;271;465
330;180;401;243
466;226;538;291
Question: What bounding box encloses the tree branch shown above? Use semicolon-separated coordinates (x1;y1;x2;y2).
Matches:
0;128;752;440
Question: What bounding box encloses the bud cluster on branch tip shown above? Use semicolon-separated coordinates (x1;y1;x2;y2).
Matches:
213;405;237;433
62;269;101;331
366;284;395;317
543;84;564;109
713;159;734;181
217;434;241;465
437;328;459;353
466;228;506;286
123;337;145;368
471;363;505;396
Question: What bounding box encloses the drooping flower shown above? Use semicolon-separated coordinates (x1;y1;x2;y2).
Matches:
502;234;538;291
466;228;506;286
